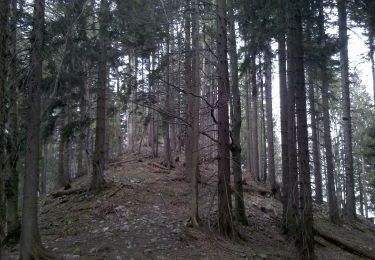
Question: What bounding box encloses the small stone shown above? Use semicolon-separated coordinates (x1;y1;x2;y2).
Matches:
121;225;130;232
102;227;109;232
72;248;81;255
144;249;152;254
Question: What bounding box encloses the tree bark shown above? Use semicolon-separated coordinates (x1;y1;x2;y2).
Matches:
0;0;10;253
317;0;339;223
285;0;299;238
128;49;136;153
369;28;375;105
228;0;248;225
184;0;192;181
20;0;52;258
305;13;323;204
337;0;356;220
187;0;200;226
5;0;20;244
163;28;172;169
250;52;259;181
288;0;314;257
277;1;289;216
90;0;108;191
77;6;88;178
216;0;234;238
264;46;277;195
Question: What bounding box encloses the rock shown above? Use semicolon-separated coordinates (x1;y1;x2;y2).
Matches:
121;224;130;232
144;248;152;254
102;227;110;232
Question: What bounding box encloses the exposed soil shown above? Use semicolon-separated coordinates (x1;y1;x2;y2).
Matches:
4;152;375;259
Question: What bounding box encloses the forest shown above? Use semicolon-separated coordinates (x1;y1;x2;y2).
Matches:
1;0;375;259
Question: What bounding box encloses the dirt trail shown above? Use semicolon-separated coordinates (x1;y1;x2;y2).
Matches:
5;152;375;259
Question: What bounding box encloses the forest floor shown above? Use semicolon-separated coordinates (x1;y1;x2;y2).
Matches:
4;151;375;259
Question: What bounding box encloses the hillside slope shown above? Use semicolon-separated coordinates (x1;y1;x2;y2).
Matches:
5;152;375;259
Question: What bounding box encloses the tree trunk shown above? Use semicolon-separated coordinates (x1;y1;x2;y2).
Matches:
90;0;108;191
250;53;259;181
19;0;52;258
288;0;314;257
187;0;200;226
41;141;47;194
128;49;136;153
77;8;88;178
0;0;10;253
216;0;234;238
317;0;339;223
277;1;289;214
337;0;356;220
305;15;323;203
5;0;20;244
228;0;247;225
163;29;172;169
369;28;375;105
307;72;323;204
259;66;267;182
246;71;253;177
264;46;277;195
184;0;192;181
285;0;299;239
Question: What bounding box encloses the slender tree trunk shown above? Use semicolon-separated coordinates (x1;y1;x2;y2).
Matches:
264;46;277;195
369;29;375;105
216;0;234;238
0;0;10;253
128;49;136;153
246;71;253;177
228;0;247;225
41;141;47;194
77;0;88;178
259;68;267;182
90;0;108;191
163;31;172;169
317;0;339;223
19;0;52;258
187;0;200;226
307;72;323;204
251;53;259;181
277;3;289;212
321;70;340;222
5;0;20;244
358;167;364;216
184;0;192;181
337;0;356;220
305;16;323;203
285;2;299;238
361;157;369;218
